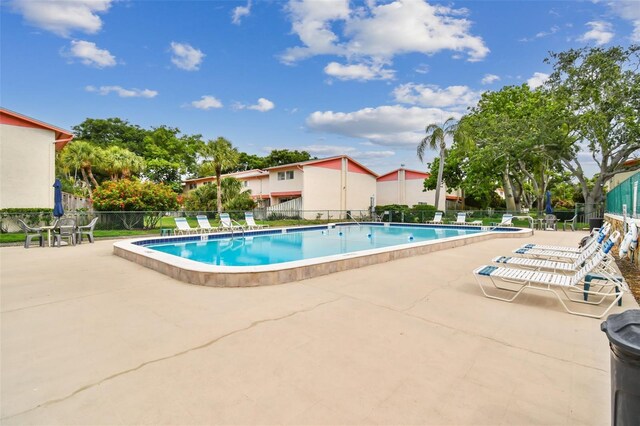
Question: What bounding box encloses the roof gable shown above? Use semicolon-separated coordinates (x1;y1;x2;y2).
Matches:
0;108;73;150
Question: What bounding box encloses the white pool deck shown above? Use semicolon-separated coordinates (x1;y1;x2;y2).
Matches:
1;230;636;425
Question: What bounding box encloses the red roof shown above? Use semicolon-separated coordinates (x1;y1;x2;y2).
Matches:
266;155;379;177
0;108;73;150
377;168;430;182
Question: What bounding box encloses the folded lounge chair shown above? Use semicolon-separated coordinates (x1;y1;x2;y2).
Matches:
196;215;216;233
473;231;627;318
174;217;199;235
426;211;443;224
244;212;267;230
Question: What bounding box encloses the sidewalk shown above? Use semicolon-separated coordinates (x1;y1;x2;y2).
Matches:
1;230;635;424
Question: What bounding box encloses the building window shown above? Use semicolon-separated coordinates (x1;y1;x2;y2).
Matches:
243;181;248;187
278;170;295;180
189;183;197;190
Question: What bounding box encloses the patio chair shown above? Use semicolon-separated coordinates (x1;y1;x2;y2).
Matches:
219;213;244;231
174;217;199;235
544;214;557;231
450;212;467;225
17;219;44;248
244;212;267;230
76;217;99;244
426;211;443;224
53;218;76;247
563;214;578;231
473;231;627;318
196;215;216;233
514;223;611;259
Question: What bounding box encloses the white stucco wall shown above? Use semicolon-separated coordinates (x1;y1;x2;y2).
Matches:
244;176;269;198
268;168;302;196
345;170;376;214
0;124;55;208
302;166;342;217
376;180;401;205
376;175;445;209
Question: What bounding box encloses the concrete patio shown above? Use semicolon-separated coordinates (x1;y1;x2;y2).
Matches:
1;230;635;425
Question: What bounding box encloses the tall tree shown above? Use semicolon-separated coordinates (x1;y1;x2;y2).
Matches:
59;140;101;191
417;117;458;210
544;45;640;209
264;149;313;167
100;146;145;180
200;137;240;212
72;118;148;156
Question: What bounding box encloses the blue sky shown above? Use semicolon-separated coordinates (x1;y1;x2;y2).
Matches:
2;0;639;176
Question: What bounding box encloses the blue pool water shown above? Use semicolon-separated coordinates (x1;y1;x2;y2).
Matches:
145;225;482;267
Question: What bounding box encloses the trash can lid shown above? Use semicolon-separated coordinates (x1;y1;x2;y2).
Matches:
601;310;640;356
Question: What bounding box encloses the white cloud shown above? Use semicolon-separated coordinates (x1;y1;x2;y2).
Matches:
232;1;251;24
414;64;430;74
281;0;488;65
235;98;275;112
85;85;158;98
606;1;640;42
392;83;480;109
481;74;500;85
519;25;559;42
324;61;395;81
9;0;112;37
65;40;116;68
190;95;223;110
578;21;614;46
527;72;549;89
170;42;205;71
306;105;462;147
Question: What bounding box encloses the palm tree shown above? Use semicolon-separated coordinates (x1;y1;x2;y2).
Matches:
200;137;240;212
59;140;101;190
101;146;145;180
417;117;458;211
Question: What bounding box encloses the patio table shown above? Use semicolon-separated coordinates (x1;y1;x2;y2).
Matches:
39;225;56;247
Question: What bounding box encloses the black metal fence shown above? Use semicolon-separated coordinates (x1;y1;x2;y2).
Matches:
0;207;582;233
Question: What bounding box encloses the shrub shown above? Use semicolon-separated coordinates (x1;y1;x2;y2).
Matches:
92;180;179;212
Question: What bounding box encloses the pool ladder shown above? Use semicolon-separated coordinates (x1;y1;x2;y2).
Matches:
347;212;361;227
229;219;246;239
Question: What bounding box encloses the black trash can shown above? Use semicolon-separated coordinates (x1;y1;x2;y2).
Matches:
601;310;640;426
589;217;604;231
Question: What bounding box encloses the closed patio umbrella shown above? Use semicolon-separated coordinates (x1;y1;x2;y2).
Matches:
53;179;64;218
545;190;553;215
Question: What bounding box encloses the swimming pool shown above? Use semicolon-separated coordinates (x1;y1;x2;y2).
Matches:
145;225;482;267
114;223;531;287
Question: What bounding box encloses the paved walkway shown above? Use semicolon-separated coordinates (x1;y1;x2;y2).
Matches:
1;230;635;424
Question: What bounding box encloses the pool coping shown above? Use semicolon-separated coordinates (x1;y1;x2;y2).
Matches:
113;223;532;287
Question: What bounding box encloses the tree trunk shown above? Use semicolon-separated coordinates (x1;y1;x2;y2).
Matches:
80;167;91;190
86;167;99;190
502;167;517;212
216;171;223;213
434;147;445;210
